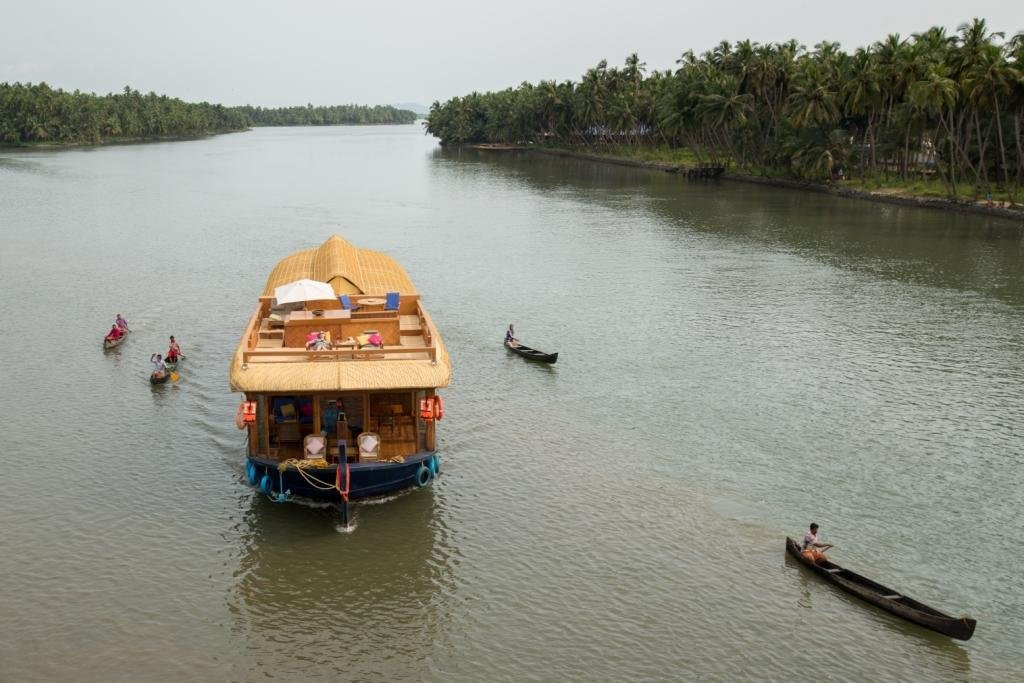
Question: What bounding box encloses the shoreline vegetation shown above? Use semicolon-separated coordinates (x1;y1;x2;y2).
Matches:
426;18;1024;215
471;144;1024;220
0;82;417;148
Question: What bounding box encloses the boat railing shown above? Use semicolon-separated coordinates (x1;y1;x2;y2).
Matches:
242;344;436;364
241;310;261;352
416;302;434;348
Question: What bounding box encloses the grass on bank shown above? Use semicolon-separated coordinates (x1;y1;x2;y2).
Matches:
843;177;1022;206
538;143;1024;208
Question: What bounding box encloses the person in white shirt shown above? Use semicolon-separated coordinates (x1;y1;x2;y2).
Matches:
801;522;833;564
150;353;166;378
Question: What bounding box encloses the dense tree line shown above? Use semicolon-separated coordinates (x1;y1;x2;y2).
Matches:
426;19;1024;198
0;83;248;144
0;83;418;146
237;104;417;126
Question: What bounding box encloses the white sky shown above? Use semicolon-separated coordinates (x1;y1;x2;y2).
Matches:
2;0;1021;107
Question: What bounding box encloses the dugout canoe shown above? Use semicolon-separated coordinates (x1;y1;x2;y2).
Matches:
504;340;558;363
785;537;976;640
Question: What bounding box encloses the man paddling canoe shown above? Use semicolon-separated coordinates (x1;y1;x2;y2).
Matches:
801;523;834;564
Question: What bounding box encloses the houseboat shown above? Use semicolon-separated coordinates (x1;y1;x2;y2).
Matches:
229;235;451;516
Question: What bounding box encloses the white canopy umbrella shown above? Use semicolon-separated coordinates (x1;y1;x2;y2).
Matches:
274;278;336;305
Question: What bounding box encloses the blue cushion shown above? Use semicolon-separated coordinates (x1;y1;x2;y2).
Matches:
385;292;400;310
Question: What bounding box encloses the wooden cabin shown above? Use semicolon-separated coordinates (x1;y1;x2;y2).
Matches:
230;235;451;466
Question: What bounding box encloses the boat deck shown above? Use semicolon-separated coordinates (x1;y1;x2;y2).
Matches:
241;295;440;365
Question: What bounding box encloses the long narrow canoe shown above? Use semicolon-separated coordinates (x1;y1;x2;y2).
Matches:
785;537;976;640
504;340;558;364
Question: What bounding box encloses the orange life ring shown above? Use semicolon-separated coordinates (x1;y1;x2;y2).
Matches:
419;397;435;421
242;401;257;424
235;403;246;430
432;395;444;421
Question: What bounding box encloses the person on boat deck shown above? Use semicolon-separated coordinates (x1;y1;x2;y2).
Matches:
106;324;123;341
801;523;833;564
306;332;331;351
166;335;181;362
115;314;129;331
505;324;516;345
150;353;166;378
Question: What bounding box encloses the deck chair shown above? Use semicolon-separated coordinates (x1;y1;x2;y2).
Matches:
357;431;380;462
339;294;361;312
303;434;327;460
385;291;400;311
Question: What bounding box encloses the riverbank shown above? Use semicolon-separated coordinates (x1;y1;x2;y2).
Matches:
468;145;1024;222
0;129;249;150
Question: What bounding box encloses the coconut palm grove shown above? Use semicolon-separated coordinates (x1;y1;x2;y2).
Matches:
0;83;417;145
425;19;1024;201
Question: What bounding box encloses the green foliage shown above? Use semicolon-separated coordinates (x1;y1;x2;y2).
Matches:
0;84;419;146
237;104;417;126
426;18;1024;199
0;83;248;145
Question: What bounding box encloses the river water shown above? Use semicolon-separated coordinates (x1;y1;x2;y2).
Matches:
1;126;1022;681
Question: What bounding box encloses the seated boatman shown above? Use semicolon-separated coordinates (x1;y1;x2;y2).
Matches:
801;522;834;564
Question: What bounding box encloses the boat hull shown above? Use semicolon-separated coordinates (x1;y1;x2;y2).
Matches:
104;332;128;349
785;537;976;640
505;340;558;363
247;451;439;501
150;372;170;384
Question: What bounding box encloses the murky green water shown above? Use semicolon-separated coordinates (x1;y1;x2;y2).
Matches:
1;127;1022;680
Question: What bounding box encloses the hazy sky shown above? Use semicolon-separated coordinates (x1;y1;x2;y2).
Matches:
2;1;1021;107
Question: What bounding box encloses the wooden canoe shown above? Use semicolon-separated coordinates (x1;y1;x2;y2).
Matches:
504;340;558;363
785;537;976;640
150;371;170;385
103;331;128;349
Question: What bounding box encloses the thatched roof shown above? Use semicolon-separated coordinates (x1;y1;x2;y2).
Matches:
261;235;417;297
229;341;452;393
232;235;450;393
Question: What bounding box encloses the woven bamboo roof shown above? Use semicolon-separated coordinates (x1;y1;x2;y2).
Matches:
229;339;451;393
232;235;450;393
261;235;417;297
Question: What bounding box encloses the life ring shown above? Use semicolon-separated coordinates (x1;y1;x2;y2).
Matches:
415;464;433;487
432;395;444;421
235;403;246;430
246;461;258;486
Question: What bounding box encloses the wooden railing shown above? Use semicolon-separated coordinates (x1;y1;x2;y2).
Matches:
242;344;436;364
